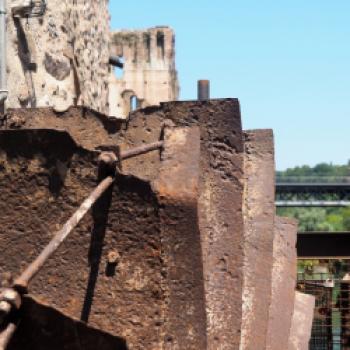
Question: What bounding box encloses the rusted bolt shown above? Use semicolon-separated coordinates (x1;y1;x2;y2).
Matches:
107;251;120;265
0;301;11;324
0;289;21;310
98;152;118;178
0;288;22;325
98;152;118;167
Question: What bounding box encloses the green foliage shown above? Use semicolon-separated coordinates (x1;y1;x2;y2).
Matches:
277;162;350;231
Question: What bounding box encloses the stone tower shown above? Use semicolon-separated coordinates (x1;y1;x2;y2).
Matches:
109;26;179;117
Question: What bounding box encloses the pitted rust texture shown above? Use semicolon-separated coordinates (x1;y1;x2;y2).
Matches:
2;106;123;150
8;296;127;350
164;100;245;349
154;126;207;349
241;130;275;350
0;129;164;349
266;217;298;350
0;100;250;349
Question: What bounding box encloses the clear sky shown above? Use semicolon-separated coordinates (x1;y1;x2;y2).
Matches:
109;0;350;170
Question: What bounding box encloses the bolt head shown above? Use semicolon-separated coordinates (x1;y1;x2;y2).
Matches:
107;251;120;264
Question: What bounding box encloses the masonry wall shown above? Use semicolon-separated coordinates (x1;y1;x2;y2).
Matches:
6;0;110;114
109;27;179;117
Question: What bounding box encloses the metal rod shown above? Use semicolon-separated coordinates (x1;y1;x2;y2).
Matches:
0;322;17;350
197;80;210;101
120;141;164;160
0;0;8;113
14;175;114;290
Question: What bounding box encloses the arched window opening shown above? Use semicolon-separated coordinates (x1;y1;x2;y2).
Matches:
130;95;138;112
112;56;125;79
156;31;165;59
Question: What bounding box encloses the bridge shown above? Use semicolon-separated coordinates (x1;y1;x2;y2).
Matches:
275;177;350;207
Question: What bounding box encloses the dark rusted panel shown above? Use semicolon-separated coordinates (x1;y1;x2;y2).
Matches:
7;296;127;350
154;125;207;349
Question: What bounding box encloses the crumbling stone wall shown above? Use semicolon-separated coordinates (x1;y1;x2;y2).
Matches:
6;0;110;114
109;27;179;117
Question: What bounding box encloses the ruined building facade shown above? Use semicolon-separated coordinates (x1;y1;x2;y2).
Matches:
6;0;111;114
5;3;179;117
109;27;179;117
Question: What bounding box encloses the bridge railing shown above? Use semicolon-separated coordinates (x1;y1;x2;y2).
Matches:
276;176;350;184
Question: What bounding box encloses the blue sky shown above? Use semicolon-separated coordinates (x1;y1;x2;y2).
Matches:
110;1;350;170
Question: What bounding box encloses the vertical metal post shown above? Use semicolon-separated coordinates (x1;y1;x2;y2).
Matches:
197;80;210;101
0;0;8;114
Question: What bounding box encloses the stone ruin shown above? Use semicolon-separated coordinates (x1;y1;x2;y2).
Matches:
0;1;315;349
109;27;179;118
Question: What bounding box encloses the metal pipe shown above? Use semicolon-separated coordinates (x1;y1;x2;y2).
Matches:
109;55;124;69
120;141;164;160
197;80;210;101
0;0;8;111
0;322;16;350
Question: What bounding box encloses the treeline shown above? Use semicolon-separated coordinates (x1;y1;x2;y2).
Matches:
277;162;350;178
276;162;350;232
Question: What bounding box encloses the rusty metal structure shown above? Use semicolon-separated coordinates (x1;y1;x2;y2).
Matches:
0;99;313;349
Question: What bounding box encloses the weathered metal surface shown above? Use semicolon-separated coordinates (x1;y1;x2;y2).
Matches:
116;99;245;348
0;129;163;349
3;107;123;150
164;100;245;349
241;130;275;350
6;296;127;350
266;217;298;350
14;174;115;291
154;125;207;349
288;291;315;350
0;118;205;349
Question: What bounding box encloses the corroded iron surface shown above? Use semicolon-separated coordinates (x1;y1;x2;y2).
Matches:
241;130;275;350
